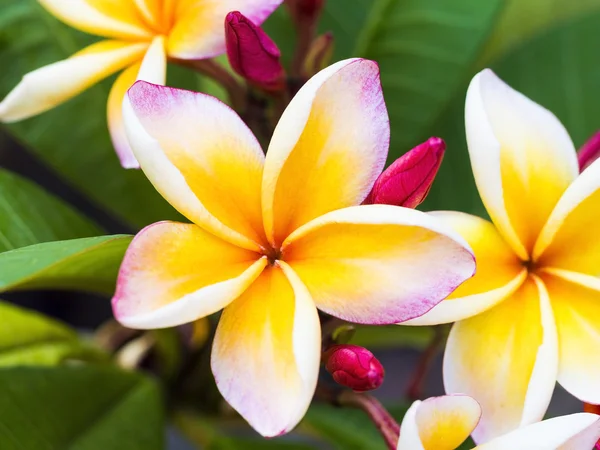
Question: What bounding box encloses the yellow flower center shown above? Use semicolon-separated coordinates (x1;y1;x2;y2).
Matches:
262;245;283;265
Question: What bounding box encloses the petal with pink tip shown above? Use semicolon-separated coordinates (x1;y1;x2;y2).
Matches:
112;221;266;329
475;413;600;450
0;40;146;123
465;69;578;260
397;395;481;450
212;262;320;437
123;81;266;250
167;0;283;59
444;276;558;444
262;59;389;246
109;36;166;168
38;0;152;40
282;205;475;325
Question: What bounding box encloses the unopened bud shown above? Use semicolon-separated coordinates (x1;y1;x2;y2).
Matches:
325;344;384;393
286;0;325;25
578;130;600;172
225;11;285;91
365;137;445;208
304;32;334;76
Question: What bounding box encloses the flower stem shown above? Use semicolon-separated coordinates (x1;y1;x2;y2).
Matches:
406;325;446;401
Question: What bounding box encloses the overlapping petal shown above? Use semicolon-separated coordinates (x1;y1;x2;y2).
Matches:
534;158;600;274
113;221;266;329
476;413;600;450
123;81;266;250
282;205;475;325
108;36;166;168
542;273;600;404
465;69;578;260
444;276;558;443
211;262;320;437
38;0;152;40
405;211;526;325
167;0;284;59
262;59;389;246
0;40;147;122
397;395;481;450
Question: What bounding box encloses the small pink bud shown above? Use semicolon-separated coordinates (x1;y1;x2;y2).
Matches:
225;11;285;91
578;130;600;172
365;137;445;208
286;0;325;24
304;32;334;76
325;344;384;393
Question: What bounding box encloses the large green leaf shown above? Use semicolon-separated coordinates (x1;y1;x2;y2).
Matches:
0;366;164;450
350;325;434;350
479;0;600;64
0;168;101;252
0;300;104;366
0;0;179;228
355;0;503;162
0;235;131;294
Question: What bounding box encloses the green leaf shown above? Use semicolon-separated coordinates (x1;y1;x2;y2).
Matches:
350;325;434;350
0;300;104;366
0;0;179;228
0;366;164;450
355;0;503;162
479;0;600;64
0;168;101;252
209;438;316;450
0;235;132;294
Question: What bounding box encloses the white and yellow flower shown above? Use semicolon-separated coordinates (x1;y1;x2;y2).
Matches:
112;59;475;436
0;0;282;167
397;394;600;450
406;69;600;443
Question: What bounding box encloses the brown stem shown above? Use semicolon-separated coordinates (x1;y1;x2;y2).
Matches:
337;390;400;450
406;326;445;401
290;22;316;78
172;58;247;111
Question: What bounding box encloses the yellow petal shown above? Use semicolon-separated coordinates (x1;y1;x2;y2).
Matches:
283;205;475;324
38;0;152;40
465;69;578;259
534;159;600;276
112;221;266;329
123;82;266;251
108;36;166;168
167;0;283;59
212;262;320;437
444;276;558;443
0;40;146;122
405;211;526;325
263;59;389;246
542;272;600;403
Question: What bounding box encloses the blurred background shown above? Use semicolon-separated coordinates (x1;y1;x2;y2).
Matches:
1;0;598;447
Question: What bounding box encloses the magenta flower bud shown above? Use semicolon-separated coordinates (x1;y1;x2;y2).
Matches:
365;137;445;208
287;0;325;24
578;130;600;172
325;344;384;393
225;11;285;91
304;32;334;76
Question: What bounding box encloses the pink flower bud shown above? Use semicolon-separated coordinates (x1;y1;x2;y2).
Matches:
286;0;325;24
578;130;600;172
304;32;334;76
365;137;445;208
325;344;384;393
225;11;285;91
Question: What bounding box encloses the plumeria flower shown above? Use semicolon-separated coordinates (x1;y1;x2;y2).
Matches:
112;58;475;436
405;69;600;443
397;394;600;450
0;0;282;168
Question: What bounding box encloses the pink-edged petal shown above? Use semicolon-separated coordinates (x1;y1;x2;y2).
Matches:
465;69;578;260
0;40;146;122
123;81;266;250
405;211;526;326
476;413;600;450
167;0;283;59
262;58;389;246
38;0;152;40
282;204;475;325
112;221;266;329
109;36;166;168
398;395;481;450
211;262;320;437
444;276;558;444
